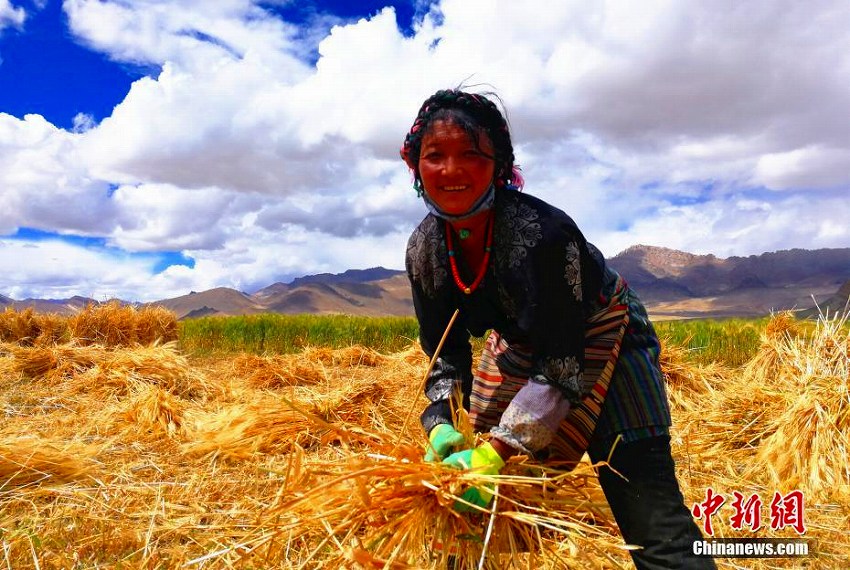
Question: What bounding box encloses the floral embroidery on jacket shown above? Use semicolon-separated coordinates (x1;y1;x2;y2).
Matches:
406;216;448;298
536;356;582;402
496;198;542;269
564;241;582;302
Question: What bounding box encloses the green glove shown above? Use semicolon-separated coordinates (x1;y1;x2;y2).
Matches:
424;423;466;462
442;441;506;512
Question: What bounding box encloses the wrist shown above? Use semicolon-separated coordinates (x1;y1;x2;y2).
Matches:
489;437;515;462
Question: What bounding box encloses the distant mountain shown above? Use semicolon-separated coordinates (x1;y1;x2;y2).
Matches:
181;306;222;319
4;248;849;320
138;270;411;319
153;287;263;319
256;274;412;319
251;282;290;302
288;267;403;287
797;280;850;319
0;294;95;314
608;245;850;318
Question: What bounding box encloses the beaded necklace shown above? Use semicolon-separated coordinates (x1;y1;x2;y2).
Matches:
445;211;494;295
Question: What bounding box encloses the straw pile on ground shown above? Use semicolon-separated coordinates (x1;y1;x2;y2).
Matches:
1;305;848;568
1;301;177;348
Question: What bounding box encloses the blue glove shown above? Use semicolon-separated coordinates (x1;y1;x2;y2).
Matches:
425;423;466;462
443;441;506;511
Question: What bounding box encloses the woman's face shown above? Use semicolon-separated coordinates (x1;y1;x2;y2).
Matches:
418;120;496;216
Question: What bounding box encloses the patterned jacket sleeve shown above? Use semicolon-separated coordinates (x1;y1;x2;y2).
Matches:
527;229;591;404
406;222;473;434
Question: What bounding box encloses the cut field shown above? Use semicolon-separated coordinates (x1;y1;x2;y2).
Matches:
0;305;848;568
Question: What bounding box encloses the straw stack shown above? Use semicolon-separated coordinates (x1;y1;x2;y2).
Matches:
0;438;100;488
749;310;849;500
68;301;178;347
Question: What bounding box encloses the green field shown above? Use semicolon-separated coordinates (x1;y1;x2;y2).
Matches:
653;317;764;367
178;313;421;355
177;313;787;367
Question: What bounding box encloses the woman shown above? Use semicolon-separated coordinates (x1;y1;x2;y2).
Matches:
401;89;715;570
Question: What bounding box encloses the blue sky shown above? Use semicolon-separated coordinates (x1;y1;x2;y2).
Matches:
1;0;848;301
0;1;140;129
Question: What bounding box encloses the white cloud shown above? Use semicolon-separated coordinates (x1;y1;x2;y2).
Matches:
63;0;302;69
0;113;117;235
108;183;253;251
0;0;25;32
72;112;96;133
599;193;850;259
2;0;849;300
753;146;850;190
0;238;157;300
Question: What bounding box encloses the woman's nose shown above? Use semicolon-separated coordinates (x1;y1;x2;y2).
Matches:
442;156;461;175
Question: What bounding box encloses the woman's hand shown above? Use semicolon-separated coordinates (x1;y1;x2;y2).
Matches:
425;423;466;462
442;441;506;511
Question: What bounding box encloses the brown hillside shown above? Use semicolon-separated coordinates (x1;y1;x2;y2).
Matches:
263;276;413;317
609;245;850;315
152;287;262;320
1;296;94;315
614;245;711;278
798;280;850;318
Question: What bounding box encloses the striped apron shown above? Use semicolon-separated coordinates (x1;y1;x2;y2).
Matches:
468;276;630;467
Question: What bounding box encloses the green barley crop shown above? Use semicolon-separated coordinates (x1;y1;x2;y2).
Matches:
178;312;793;369
178;313;420;355
653;317;764;367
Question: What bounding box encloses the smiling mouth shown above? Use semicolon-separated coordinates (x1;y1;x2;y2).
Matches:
442;185;467;191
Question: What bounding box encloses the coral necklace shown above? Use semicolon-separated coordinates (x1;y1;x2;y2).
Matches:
445;212;494;295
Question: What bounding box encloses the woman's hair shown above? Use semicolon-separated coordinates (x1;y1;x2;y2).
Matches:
400;89;523;194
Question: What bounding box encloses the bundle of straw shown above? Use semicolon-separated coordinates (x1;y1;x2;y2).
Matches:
181;388;381;461
0;306;41;345
231;353;328;389
0;307;69;346
0;438;100;488
93;342;207;397
32;342;207;404
741;311;805;386
135;305;179;345
119;381;189;440
750;309;850;500
228;441;623;569
7;343;105;380
302;344;388;367
312;376;389;427
68;301;178;347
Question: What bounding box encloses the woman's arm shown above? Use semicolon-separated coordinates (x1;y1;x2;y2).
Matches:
406;221;474;433
490;223;600;456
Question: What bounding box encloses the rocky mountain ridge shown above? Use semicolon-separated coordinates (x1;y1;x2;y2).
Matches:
3;246;849;320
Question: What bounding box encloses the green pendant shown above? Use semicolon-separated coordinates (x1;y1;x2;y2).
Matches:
458;228;471;240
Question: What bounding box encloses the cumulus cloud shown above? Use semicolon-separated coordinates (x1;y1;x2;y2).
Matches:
0;113;117;235
64;0;303;69
108;183;253;251
753;146;850;190
0;0;25;32
1;0;849;300
603;192;850;259
0;237;159;300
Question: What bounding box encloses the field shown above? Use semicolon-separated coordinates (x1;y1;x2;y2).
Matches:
0;304;848;568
